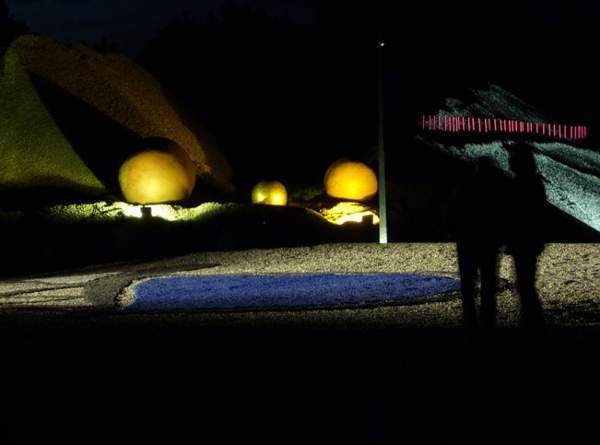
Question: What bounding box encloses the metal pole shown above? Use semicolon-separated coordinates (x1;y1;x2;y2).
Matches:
378;41;388;244
181;0;187;22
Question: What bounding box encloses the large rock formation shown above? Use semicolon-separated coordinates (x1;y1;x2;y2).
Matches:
419;84;600;236
0;35;233;205
0;38;105;197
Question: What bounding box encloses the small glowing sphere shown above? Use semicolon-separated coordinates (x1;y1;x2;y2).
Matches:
119;142;196;204
324;159;378;201
251;180;288;206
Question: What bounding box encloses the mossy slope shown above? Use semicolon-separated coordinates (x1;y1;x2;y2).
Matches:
0;44;105;194
0;35;234;202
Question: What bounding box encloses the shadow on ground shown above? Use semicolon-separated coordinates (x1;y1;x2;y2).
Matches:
0;204;376;278
1;315;599;444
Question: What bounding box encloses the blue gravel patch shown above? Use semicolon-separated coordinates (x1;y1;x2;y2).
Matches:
127;273;461;312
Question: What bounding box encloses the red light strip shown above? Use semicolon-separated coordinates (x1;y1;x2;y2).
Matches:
419;114;588;141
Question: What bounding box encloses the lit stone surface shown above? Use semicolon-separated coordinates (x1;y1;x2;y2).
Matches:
425;83;600;234
251;180;288;206
0;244;598;329
324;159;378;201
425;139;600;233
0;42;105;194
0;35;233;196
119;143;196;204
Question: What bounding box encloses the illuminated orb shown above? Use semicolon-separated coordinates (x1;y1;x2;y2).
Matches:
251;180;288;206
324;159;377;201
119;142;196;204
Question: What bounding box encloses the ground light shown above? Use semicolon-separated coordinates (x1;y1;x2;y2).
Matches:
43;201;225;222
319;202;379;225
378;40;388;244
36;199;382;229
34;200;379;226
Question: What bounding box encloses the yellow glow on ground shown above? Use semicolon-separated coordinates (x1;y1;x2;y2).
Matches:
46;201;223;222
119;204;144;219
114;202;220;221
115;203;184;221
319;202;380;226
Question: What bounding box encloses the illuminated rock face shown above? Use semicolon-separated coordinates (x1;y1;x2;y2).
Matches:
251;181;288;206
324;159;378;201
0;35;234;200
0;41;106;195
119;142;196;204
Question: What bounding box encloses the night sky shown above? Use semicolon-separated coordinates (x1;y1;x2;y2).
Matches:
8;0;600;50
7;0;600;89
6;0;600;119
6;0;317;53
5;0;600;158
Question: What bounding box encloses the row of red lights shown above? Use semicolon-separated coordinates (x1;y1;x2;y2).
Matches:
420;114;588;140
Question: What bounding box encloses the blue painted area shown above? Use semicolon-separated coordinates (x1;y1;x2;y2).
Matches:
128;273;461;312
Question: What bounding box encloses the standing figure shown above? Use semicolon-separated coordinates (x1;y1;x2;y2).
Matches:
451;157;510;331
505;143;547;328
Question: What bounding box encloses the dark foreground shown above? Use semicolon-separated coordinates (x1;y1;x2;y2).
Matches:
1;316;599;444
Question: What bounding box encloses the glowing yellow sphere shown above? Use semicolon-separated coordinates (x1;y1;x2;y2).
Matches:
118;143;196;204
251;180;288;206
324;159;378;201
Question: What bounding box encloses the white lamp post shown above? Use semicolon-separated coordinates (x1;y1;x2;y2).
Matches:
378;41;388;244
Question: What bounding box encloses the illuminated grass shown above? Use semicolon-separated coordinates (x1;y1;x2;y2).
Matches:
0;44;105;193
42;201;230;222
319;202;379;225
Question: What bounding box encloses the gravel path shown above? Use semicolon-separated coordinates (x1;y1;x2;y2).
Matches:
0;243;598;329
1;242;599;445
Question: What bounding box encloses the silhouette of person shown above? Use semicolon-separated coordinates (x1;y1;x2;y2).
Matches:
451;156;511;331
505;142;547;328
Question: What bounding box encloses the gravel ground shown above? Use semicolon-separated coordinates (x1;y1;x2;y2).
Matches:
1;242;599;444
1;242;598;329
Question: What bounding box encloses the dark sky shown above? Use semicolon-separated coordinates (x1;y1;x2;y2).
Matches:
6;0;600;122
7;0;600;55
6;0;317;53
